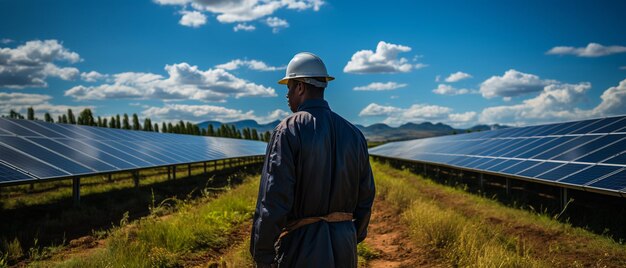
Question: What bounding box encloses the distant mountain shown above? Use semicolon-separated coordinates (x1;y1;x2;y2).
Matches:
357;122;510;142
196;119;509;142
197;119;280;133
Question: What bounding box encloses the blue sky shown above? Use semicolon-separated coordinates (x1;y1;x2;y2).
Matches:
1;0;625;128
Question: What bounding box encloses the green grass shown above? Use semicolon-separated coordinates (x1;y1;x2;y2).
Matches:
48;174;260;268
372;160;626;267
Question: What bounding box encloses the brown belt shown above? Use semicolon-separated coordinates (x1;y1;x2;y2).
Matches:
278;212;353;240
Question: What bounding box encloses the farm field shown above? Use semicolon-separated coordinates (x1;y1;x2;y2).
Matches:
3;160;625;267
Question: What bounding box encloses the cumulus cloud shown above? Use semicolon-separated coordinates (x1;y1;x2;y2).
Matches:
234;23;256;32
216;59;285;71
359;102;474;126
179;10;207;27
479;69;553;99
265;17;289;33
142;103;289;123
344;41;423;74
432;84;471;95
444;71;472;82
353;82;407;91
155;0;323;31
479;82;592;125
0;92;92;118
65;62;276;101
1;38;13;44
593;78;626;116
546;43;626;57
0;39;81;88
80;71;108;82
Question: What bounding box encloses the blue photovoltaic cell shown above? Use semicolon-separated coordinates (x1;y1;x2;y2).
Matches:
533;135;598;160
14;120;66;138
538;163;590;181
369;115;626;195
500;160;541;174
604;153;626;165
0;143;69;178
26;137;119;172
591;117;626;133
553;134;623;161
560;165;621;185
0;162;35;183
52;138;138;169
576;138;626;163
517;162;562;177
0;118;42;137
589;169;626;190
0;136;93;174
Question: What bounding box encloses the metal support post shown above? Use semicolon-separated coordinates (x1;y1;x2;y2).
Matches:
173;165;177;179
133;171;140;188
108;174;112;182
479;173;484;191
505;178;511;195
204;162;207;174
560;188;569;211
167;166;171;180
188;164;191;177
72;177;81;206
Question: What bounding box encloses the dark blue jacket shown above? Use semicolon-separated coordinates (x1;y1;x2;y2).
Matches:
250;99;376;267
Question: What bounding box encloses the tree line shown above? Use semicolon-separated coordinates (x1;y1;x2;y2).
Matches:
4;107;272;142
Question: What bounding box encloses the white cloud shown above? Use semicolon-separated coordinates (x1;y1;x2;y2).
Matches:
546;43;626;57
432;84;471;95
620;66;626;70
444;71;472;82
353;82;407;91
155;0;323;31
265;17;289;33
344;41;423;74
593;78;626;116
0;39;81;88
216;59;285;71
142;103;289;124
359;102;472;126
479;69;552;99
435;75;441;82
65;62;276;101
80;71;108;82
0;92;92;118
1;38;13;44
179;10;207;27
479;82;592;125
234;23;256;32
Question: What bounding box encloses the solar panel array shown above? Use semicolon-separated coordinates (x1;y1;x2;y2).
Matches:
0;117;267;186
369;115;626;197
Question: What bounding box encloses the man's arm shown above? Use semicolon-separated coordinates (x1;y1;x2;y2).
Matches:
354;142;376;243
250;125;298;264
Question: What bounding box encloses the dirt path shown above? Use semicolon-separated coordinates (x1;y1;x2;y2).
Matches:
364;196;445;268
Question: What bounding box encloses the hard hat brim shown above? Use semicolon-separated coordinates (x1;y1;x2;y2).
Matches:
278;76;335;85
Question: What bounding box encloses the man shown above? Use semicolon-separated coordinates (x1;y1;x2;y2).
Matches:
250;52;376;268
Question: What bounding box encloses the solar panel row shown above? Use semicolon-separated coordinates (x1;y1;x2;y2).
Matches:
0;117;267;185
369;115;626;196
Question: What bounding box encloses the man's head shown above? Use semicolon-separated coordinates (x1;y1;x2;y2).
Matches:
279;52;334;112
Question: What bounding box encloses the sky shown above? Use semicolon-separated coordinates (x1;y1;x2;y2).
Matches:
1;0;625;128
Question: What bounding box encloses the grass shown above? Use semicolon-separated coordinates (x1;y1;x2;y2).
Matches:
371;160;626;267
0;159;261;266
47;173;260;267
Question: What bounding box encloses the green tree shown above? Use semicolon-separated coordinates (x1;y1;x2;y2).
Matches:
44;112;54;123
122;114;130;129
97;116;103;127
263;131;271;142
61;114;68;123
132;113;141;130
161;122;167;133
251;129;259;140
207;125;215;136
167;122;174;133
154;123;159;133
109;116;116;128
115;114;121;129
102;118;108;128
27;107;35;120
57;115;63;123
67;109;76;124
77;108;95;126
143;118;152;131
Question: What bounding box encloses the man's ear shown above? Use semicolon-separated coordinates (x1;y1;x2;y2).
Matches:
297;82;305;96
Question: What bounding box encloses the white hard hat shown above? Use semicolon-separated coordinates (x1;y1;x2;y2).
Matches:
278;52;334;87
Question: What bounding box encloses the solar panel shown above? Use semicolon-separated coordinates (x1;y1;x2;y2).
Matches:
0;117;267;185
369;115;626;196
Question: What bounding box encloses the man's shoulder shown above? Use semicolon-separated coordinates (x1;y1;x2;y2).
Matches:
274;111;313;132
331;112;367;141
